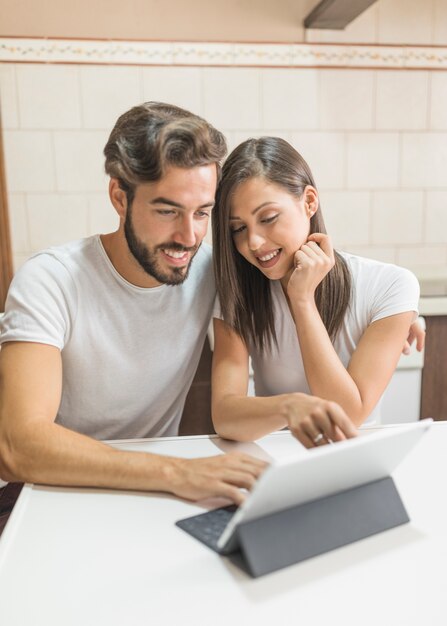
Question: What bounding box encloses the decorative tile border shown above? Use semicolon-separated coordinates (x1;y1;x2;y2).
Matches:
0;37;447;70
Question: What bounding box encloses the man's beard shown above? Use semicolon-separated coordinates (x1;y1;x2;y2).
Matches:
124;207;199;286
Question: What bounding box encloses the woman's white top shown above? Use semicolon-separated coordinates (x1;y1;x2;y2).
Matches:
216;253;420;424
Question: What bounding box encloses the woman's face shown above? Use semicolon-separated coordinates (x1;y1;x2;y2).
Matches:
229;177;316;282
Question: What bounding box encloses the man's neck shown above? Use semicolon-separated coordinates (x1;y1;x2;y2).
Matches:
100;231;162;289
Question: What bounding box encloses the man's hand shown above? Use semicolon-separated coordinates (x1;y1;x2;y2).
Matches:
402;319;425;355
166;453;267;505
280;393;358;449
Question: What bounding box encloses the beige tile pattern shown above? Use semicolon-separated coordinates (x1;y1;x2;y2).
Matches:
376;72;429;130
397;245;447;268
142;67;203;115
430;73;447;129
261;69;318;130
347;133;399;189
371;191;424;245
344;246;396;264
8;193;29;253
0;64;19;129
87;194;120;235
401;133;447;188
27;194;89;250
17;64;81;129
53;131;109;192
202;68;261;130
425;192;447;244
80;66;142;129
291;132;345;189
3;130;55;192
2;40;447;270
320;191;370;247
319;70;374;130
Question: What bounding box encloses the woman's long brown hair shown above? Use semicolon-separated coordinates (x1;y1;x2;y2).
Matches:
212;137;352;352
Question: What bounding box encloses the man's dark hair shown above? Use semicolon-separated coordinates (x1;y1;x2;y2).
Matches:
104;102;227;206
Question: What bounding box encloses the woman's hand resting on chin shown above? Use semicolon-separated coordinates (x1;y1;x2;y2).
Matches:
287;233;334;304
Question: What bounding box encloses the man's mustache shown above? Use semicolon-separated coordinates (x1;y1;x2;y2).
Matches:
156;243;198;253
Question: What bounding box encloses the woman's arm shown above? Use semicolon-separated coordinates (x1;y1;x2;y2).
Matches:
288;233;415;426
211;318;357;444
292;302;414;425
211;318;287;441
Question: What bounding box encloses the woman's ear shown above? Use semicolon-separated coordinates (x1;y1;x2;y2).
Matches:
109;178;128;220
304;185;319;218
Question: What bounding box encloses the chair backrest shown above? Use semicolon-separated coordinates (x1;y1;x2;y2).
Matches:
179;335;215;436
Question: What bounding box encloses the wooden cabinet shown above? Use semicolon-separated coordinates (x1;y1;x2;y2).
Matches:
421;315;447;421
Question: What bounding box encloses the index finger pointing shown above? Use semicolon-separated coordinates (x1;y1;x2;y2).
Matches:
327;403;358;439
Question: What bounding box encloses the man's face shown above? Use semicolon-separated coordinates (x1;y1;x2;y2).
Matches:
124;165;217;286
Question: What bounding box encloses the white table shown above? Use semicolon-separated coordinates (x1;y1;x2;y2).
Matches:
0;424;445;626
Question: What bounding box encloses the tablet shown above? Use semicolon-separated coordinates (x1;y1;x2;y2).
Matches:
176;419;432;554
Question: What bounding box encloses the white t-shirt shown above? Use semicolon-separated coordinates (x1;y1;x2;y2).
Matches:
216;253;420;423
1;236;215;439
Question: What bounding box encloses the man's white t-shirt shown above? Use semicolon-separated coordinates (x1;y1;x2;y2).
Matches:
216;253;420;423
0;236;215;440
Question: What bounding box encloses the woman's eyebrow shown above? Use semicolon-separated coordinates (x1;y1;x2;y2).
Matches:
230;201;277;220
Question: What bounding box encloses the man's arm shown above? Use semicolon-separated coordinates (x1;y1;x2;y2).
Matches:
0;342;265;504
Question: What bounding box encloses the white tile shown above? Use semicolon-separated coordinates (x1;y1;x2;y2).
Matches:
221;130;237;155
377;0;434;45
203;68;260;130
204;223;213;246
3;130;55;192
305;3;378;44
425;192;447;243
319;70;374;130
17;64;81;129
231;130;291;145
80;66;142;130
228;131;292;159
261;69;318;130
343;246;397;263
347;133;399;189
27;194;89;251
376;71;428;130
13;253;33;271
430;72;447;129
434;0;447;44
87;194;120;235
318;190;370;247
7;193;29;253
54;131;109;192
401;133;447;188
397;245;447;268
142;67;202;116
291;132;345;189
0;63;19;128
371;191;424;245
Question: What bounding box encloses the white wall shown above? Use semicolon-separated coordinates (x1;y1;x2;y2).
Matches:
2;60;447;272
0;0;446;272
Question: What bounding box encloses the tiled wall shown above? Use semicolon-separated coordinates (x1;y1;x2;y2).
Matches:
1;57;447;271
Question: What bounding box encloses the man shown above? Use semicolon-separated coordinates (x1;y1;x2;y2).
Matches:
0;102;401;504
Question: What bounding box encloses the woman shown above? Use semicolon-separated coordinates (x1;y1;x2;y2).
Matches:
211;137;421;448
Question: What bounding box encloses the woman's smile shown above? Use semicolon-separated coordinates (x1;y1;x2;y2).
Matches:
254;248;283;269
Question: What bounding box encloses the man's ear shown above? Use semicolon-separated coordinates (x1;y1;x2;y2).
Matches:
304;185;319;218
109;178;128;219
